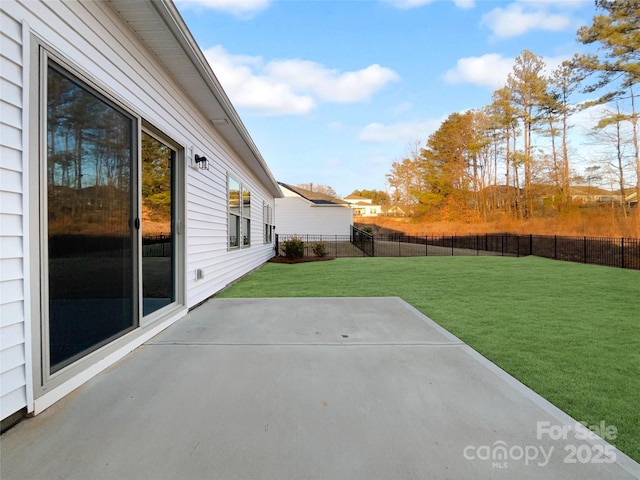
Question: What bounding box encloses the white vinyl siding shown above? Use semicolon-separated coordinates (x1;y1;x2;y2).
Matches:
0;6;28;419
275;195;353;236
10;0;274;306
1;0;278;421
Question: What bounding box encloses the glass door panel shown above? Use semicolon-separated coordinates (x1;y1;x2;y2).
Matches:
141;132;175;316
47;63;136;373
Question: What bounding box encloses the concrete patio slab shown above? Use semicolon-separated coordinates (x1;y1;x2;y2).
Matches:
1;297;638;480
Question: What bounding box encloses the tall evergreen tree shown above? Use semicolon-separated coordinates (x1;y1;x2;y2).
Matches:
547;61;586;206
576;0;640;213
488;86;519;216
418;111;477;219
507;50;548;217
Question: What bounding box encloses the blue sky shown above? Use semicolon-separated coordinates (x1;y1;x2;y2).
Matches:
175;0;599;197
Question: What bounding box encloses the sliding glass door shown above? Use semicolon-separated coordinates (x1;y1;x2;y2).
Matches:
141;131;176;316
47;62;136;372
44;57;181;376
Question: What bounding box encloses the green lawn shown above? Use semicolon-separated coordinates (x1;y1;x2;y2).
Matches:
217;256;640;462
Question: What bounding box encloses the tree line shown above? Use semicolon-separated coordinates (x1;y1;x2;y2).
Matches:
384;0;639;222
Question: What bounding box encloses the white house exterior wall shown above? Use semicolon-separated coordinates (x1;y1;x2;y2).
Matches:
0;6;31;423
0;0;277;423
275;197;353;236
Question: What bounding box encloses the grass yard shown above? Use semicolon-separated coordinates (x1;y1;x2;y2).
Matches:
217;255;640;462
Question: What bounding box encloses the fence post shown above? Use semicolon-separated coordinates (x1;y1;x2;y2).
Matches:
529;234;533;256
516;235;520;257
621;238;624;269
554;235;557;260
425;236;428;256
584;236;587;263
452;235;455;256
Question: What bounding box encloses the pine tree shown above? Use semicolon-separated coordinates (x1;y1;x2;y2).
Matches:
507;50;548;218
576;0;640;214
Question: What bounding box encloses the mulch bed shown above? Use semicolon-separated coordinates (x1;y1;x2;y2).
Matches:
268;255;336;264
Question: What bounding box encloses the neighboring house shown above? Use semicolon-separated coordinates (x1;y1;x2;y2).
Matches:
569;186;622;204
276;183;353;236
0;0;282;428
479;185;629;210
343;195;382;217
626;190;638;208
382;205;407;217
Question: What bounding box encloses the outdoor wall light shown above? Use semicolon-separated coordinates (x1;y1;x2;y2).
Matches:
194;154;209;170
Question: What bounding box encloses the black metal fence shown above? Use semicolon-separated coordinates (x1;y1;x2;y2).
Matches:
351;226;374;256
142;234;172;257
275;230;640;270
275;232;373;258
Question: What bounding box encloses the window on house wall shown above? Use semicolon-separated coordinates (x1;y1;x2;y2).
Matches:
228;177;240;248
228;178;252;248
263;203;274;243
242;187;250;246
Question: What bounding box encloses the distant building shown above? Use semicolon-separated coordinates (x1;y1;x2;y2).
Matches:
276;183;353;236
344;195;383;217
568;186;623;204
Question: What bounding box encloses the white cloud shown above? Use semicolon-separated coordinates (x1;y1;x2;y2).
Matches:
175;0;270;18
382;0;474;9
265;60;399;103
452;0;475;9
381;0;436;9
444;54;514;89
560;101;634;168
444;53;570;90
517;0;590;9
571;102;619;133
203;45;399;115
543;55;571;74
358;119;442;144
203;46;314;115
481;2;578;39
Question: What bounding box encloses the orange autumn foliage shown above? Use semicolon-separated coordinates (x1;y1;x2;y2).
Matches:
357;208;640;238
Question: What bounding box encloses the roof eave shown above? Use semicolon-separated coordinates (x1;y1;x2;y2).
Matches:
107;0;283;198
